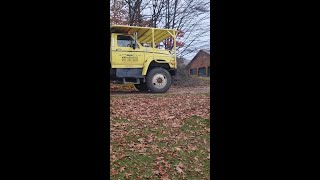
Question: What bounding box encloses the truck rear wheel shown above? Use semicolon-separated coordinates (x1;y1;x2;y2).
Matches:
146;67;172;93
134;83;149;92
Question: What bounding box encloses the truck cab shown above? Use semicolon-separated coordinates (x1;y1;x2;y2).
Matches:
110;25;177;93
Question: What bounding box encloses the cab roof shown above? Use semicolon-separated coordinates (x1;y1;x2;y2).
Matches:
111;25;177;44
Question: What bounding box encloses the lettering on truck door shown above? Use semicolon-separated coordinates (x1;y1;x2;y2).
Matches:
114;35;145;68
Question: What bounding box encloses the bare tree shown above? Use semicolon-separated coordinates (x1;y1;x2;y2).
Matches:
110;0;128;25
123;0;153;26
152;0;210;58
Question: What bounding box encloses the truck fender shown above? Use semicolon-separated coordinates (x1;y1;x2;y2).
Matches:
142;58;153;76
142;58;170;75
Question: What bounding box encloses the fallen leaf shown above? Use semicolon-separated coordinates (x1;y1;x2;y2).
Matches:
189;145;198;151
161;174;170;180
111;168;118;176
177;162;185;169
194;156;199;161
176;166;184;174
159;164;165;175
156;157;164;161
124;173;132;179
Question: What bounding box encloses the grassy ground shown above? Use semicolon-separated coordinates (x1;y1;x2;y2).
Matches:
110;93;210;180
111;116;210;180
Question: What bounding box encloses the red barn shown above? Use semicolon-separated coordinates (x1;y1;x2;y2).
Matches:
187;49;210;77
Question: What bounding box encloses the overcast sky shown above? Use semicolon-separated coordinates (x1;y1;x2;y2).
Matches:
180;17;210;62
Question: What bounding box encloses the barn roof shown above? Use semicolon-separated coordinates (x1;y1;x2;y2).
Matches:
186;49;210;68
202;49;210;55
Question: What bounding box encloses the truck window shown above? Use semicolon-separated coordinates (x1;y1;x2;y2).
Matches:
117;35;139;48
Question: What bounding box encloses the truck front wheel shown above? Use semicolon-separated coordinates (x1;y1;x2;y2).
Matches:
146;67;172;93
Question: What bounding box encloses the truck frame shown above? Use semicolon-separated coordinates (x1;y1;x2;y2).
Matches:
110;25;178;93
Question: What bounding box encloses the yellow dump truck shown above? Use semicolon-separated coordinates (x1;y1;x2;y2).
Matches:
110;25;178;93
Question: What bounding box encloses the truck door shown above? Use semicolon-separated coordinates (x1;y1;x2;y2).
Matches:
112;34;145;68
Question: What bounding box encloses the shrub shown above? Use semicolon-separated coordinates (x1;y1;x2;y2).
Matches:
173;67;209;87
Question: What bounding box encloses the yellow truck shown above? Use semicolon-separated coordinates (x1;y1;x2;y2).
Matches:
110;25;178;93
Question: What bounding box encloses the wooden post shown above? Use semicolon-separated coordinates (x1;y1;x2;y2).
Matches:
152;28;155;60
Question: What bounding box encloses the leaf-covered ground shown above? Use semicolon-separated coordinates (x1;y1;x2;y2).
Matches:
110;92;210;180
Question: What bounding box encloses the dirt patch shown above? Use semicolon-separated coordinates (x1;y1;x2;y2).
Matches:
110;86;210;96
169;86;210;94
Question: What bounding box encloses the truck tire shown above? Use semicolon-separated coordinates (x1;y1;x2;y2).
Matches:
134;83;149;92
146;67;172;93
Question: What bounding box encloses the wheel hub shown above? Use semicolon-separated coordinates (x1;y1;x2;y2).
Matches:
152;73;167;89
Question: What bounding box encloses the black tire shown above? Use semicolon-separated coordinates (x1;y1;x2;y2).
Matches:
146;67;172;93
134;83;149;92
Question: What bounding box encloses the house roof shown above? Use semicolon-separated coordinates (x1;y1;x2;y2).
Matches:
186;49;210;68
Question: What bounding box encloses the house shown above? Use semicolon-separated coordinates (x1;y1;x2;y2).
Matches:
186;49;210;77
